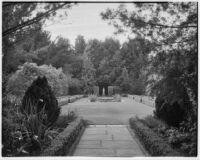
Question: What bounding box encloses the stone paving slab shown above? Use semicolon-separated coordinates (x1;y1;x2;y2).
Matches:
74;148;115;157
116;149;144;157
81;134;113;141
73;125;146;157
101;140;138;149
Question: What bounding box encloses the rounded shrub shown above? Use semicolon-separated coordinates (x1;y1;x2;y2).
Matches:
6;63;69;101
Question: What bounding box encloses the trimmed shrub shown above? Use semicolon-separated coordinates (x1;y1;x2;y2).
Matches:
129;117;182;156
41;118;85;156
154;96;185;127
21;76;60;130
52;111;77;129
6;63;69;101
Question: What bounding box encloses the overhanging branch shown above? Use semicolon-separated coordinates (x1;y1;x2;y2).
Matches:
3;3;70;37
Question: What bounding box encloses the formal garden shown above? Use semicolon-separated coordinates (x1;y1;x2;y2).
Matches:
2;2;197;157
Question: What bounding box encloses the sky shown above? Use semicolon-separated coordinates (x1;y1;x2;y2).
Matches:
44;3;135;46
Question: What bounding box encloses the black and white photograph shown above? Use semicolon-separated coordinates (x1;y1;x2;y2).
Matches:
2;1;198;158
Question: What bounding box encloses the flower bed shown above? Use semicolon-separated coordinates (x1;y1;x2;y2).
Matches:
129;117;182;156
41;118;85;156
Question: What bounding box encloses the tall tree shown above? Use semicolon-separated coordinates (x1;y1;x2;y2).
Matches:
101;2;197;119
75;35;86;55
117;67;130;93
81;52;96;94
3;2;73;37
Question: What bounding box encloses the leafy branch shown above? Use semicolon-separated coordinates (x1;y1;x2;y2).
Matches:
3;3;72;37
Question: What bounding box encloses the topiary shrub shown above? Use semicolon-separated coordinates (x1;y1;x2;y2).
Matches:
21;77;60;127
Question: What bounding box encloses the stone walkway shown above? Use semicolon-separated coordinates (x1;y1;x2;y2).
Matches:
73;125;147;157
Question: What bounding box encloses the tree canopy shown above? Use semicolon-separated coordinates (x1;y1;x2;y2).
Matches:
101;2;197;120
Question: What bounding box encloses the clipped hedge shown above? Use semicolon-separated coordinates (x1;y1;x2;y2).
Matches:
57;95;84;106
68;95;84;103
41;118;85;156
129;117;182;156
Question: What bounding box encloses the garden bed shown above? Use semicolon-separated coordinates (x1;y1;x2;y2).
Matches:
41;118;86;156
129;117;182;156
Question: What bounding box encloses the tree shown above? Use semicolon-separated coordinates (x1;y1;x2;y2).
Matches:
75;35;86;55
3;3;73;70
117;67;130;93
84;39;104;69
81;53;96;94
2;3;74;95
101;2;197;119
101;3;197;48
3;2;73;37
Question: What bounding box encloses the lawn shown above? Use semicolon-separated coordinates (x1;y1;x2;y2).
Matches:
61;97;154;125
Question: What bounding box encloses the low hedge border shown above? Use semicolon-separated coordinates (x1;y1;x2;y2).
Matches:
58;100;68;106
58;95;84;106
129;117;182;156
41;117;86;156
68;95;84;103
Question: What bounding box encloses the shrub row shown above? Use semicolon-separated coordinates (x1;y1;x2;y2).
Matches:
41;118;85;156
68;95;84;103
129;117;182;156
58;95;84;106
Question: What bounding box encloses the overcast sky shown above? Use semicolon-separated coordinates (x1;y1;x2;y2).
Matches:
44;3;135;46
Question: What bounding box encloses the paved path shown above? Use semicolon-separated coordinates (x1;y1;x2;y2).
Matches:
73;125;147;157
61;97;153;125
61;97;152;157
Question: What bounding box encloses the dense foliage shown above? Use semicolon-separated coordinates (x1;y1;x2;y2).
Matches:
6;63;69;101
102;2;197;155
129;117;181;156
2;2;197;156
3;77;61;156
101;2;197;125
138;115;197;156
